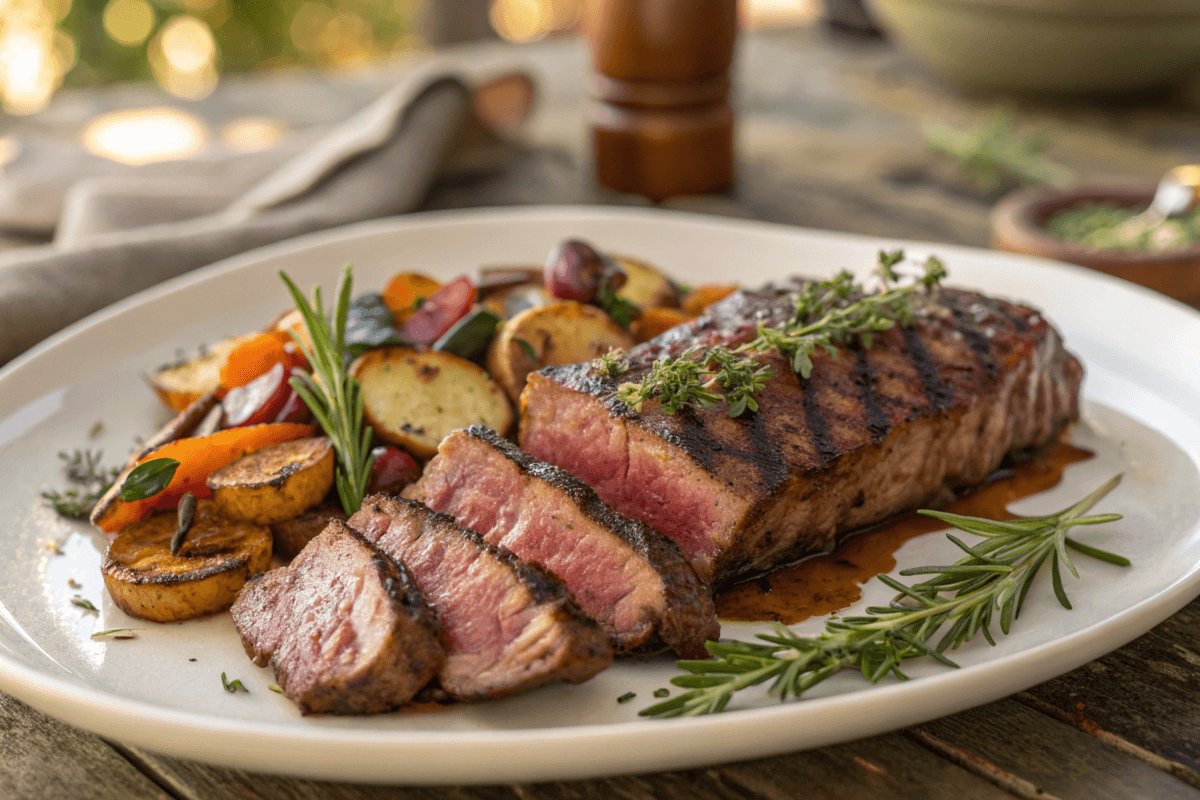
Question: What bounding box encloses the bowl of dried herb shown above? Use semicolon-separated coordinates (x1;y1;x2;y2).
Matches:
991;186;1200;306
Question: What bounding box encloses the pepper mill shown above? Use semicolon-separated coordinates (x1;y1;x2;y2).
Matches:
585;0;737;201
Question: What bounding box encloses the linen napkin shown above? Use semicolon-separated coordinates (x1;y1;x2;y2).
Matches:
0;60;533;367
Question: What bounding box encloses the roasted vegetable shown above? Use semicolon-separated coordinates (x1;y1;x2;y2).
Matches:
146;335;257;413
487;301;635;403
366;445;421;495
222;363;311;428
102;500;272;622
681;283;738;316
349;347;512;459
401;276;475;345
381;272;442;324
91;422;316;534
433;306;502;362
207;437;335;525
633;307;696;343
482;284;550;320
345;293;410;358
219;331;307;390
613;255;679;309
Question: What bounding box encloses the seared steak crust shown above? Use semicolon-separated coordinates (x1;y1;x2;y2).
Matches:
520;283;1083;586
231;520;443;715
405;426;719;658
347;495;612;700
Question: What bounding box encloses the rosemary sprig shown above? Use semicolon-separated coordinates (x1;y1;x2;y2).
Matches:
280;266;374;515
641;475;1127;718
42;450;119;518
616;251;944;416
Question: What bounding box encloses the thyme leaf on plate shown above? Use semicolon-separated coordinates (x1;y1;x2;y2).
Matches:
42;450;120;518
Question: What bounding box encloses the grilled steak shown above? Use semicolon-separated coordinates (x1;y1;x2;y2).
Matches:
231;520;443;715
404;425;719;658
347;495;613;700
520;283;1083;586
270;502;347;560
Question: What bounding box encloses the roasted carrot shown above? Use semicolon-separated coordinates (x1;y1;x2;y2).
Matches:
381;272;442;324
633;307;696;343
680;283;738;316
92;422;315;534
219;331;308;389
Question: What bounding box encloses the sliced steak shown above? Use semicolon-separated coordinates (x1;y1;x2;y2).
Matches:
347;495;612;700
231;519;443;715
404;426;719;658
270;502;346;560
520;284;1083;587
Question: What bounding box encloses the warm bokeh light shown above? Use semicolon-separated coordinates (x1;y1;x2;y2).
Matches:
81;106;208;165
742;0;820;29
102;0;156;47
0;137;21;169
490;0;557;43
0;0;64;114
221;116;287;152
148;14;218;99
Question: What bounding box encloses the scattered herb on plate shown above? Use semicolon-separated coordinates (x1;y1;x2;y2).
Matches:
642;475;1128;717
71;597;99;614
42;449;120;518
221;672;248;693
91;629;137;640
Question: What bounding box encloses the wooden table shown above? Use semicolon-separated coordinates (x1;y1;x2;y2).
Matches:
5;24;1200;800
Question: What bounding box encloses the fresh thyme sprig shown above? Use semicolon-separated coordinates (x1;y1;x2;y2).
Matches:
641;475;1127;718
615;251;945;416
42;450;119;518
280;266;374;515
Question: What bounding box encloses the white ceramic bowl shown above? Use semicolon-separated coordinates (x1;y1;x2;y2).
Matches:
866;0;1200;94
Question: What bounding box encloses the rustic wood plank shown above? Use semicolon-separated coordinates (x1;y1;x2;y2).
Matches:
0;692;172;800
913;698;1200;800
1022;596;1200;783
115;731;1015;800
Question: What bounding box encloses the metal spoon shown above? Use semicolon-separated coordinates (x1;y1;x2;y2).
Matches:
1114;164;1200;244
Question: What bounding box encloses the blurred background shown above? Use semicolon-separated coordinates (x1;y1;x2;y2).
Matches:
0;0;818;117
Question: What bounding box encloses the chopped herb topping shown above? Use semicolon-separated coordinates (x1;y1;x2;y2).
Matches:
617;691;636;704
221;672;247;693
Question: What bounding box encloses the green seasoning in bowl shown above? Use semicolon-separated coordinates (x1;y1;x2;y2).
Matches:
1046;201;1200;253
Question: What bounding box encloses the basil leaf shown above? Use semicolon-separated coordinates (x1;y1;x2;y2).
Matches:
118;458;180;501
344;293;411;359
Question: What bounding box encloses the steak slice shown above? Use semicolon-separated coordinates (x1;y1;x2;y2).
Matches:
404;425;719;658
347;495;612;700
231;519;443;715
520;283;1083;587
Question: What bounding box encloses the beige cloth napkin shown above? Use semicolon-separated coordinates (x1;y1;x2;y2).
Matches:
0;60;530;367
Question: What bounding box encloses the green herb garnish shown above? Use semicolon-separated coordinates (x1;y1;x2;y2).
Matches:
221;672;247;693
597;275;640;329
617;251;944;417
91;629;137;640
117;458;180;501
617;691;637;703
42;450;119;518
280;266;374;515
170;491;197;555
1046;201;1200;253
641;475;1127;717
71;597;98;613
653;688;670;698
515;337;538;362
593;348;630;379
924;110;1073;197
269;684;284;694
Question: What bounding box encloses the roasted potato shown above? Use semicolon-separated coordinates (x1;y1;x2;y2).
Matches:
633;307;696;343
487;301;635;403
481;283;550;320
207;436;335;525
145;334;258;413
350;347;513;459
102;500;272;622
613;256;679;309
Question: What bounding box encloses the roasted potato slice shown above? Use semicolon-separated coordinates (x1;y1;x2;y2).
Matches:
207;436;334;525
487;300;635;403
613;255;679;309
350;347;513;459
102;500;272;622
145;334;258;413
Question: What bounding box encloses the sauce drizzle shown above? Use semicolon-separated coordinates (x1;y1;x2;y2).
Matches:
715;438;1095;624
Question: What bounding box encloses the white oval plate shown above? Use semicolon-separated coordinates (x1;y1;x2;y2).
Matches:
1;207;1199;785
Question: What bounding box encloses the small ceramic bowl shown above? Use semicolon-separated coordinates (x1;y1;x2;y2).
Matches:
991;187;1200;306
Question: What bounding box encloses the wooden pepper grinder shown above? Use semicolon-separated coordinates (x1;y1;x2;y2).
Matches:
585;0;737;201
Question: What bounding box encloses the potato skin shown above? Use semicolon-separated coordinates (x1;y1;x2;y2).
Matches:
350;347;513;460
487;300;635;403
613;256;679;309
145;334;257;413
102;500;272;622
207;437;335;525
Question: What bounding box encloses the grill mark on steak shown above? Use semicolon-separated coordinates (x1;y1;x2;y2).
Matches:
520;280;1083;586
231;520;443;715
746;409;791;487
347;496;612;700
852;346;891;442
944;296;997;377
901;327;953;412
405;426;719;658
798;378;839;463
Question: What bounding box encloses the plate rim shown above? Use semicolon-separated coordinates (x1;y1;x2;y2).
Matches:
2;204;1200;784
